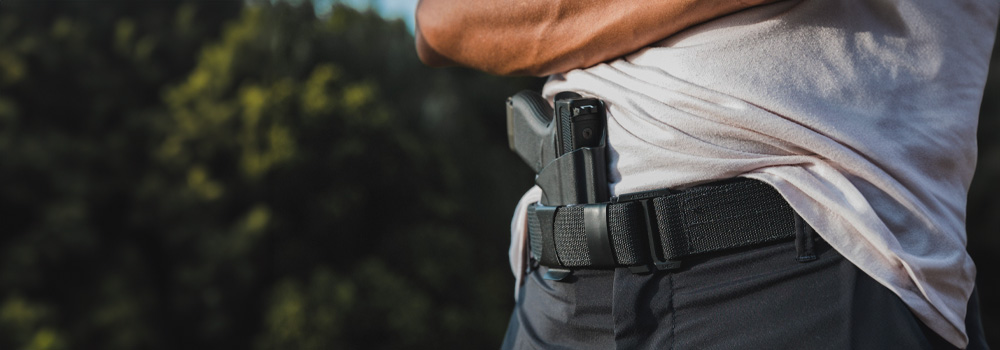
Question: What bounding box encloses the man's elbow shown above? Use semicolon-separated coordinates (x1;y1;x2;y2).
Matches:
416;30;538;76
415;28;453;67
414;5;552;76
414;2;459;68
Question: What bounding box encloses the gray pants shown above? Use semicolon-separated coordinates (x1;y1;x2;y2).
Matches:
502;235;988;349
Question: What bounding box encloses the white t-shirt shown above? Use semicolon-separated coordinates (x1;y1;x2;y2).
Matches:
509;0;999;347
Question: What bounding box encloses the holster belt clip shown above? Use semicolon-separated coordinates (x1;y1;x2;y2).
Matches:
533;186;686;280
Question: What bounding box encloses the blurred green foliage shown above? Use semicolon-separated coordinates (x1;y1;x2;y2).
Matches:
0;1;995;349
0;1;539;349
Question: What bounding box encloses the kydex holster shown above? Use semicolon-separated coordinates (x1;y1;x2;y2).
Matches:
507;90;611;280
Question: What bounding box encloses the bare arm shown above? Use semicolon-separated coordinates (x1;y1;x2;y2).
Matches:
416;0;778;76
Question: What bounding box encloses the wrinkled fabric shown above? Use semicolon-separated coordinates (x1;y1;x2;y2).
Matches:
509;0;999;347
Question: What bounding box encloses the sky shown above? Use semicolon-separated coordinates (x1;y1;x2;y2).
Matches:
313;0;419;33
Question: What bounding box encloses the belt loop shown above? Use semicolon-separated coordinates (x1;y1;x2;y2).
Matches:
629;197;681;274
794;213;818;262
533;204;561;267
583;203;616;268
534;204;574;281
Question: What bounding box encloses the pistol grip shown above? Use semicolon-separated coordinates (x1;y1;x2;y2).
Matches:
507;90;557;173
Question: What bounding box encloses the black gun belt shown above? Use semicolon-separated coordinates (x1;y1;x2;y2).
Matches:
527;178;800;277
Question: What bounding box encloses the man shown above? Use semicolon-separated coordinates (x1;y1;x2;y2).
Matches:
416;0;997;348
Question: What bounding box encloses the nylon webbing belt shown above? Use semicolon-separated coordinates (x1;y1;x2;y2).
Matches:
527;178;797;274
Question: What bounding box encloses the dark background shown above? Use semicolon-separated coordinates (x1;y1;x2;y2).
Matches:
0;1;995;349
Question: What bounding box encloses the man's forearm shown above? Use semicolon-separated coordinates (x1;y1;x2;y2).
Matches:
416;0;778;76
